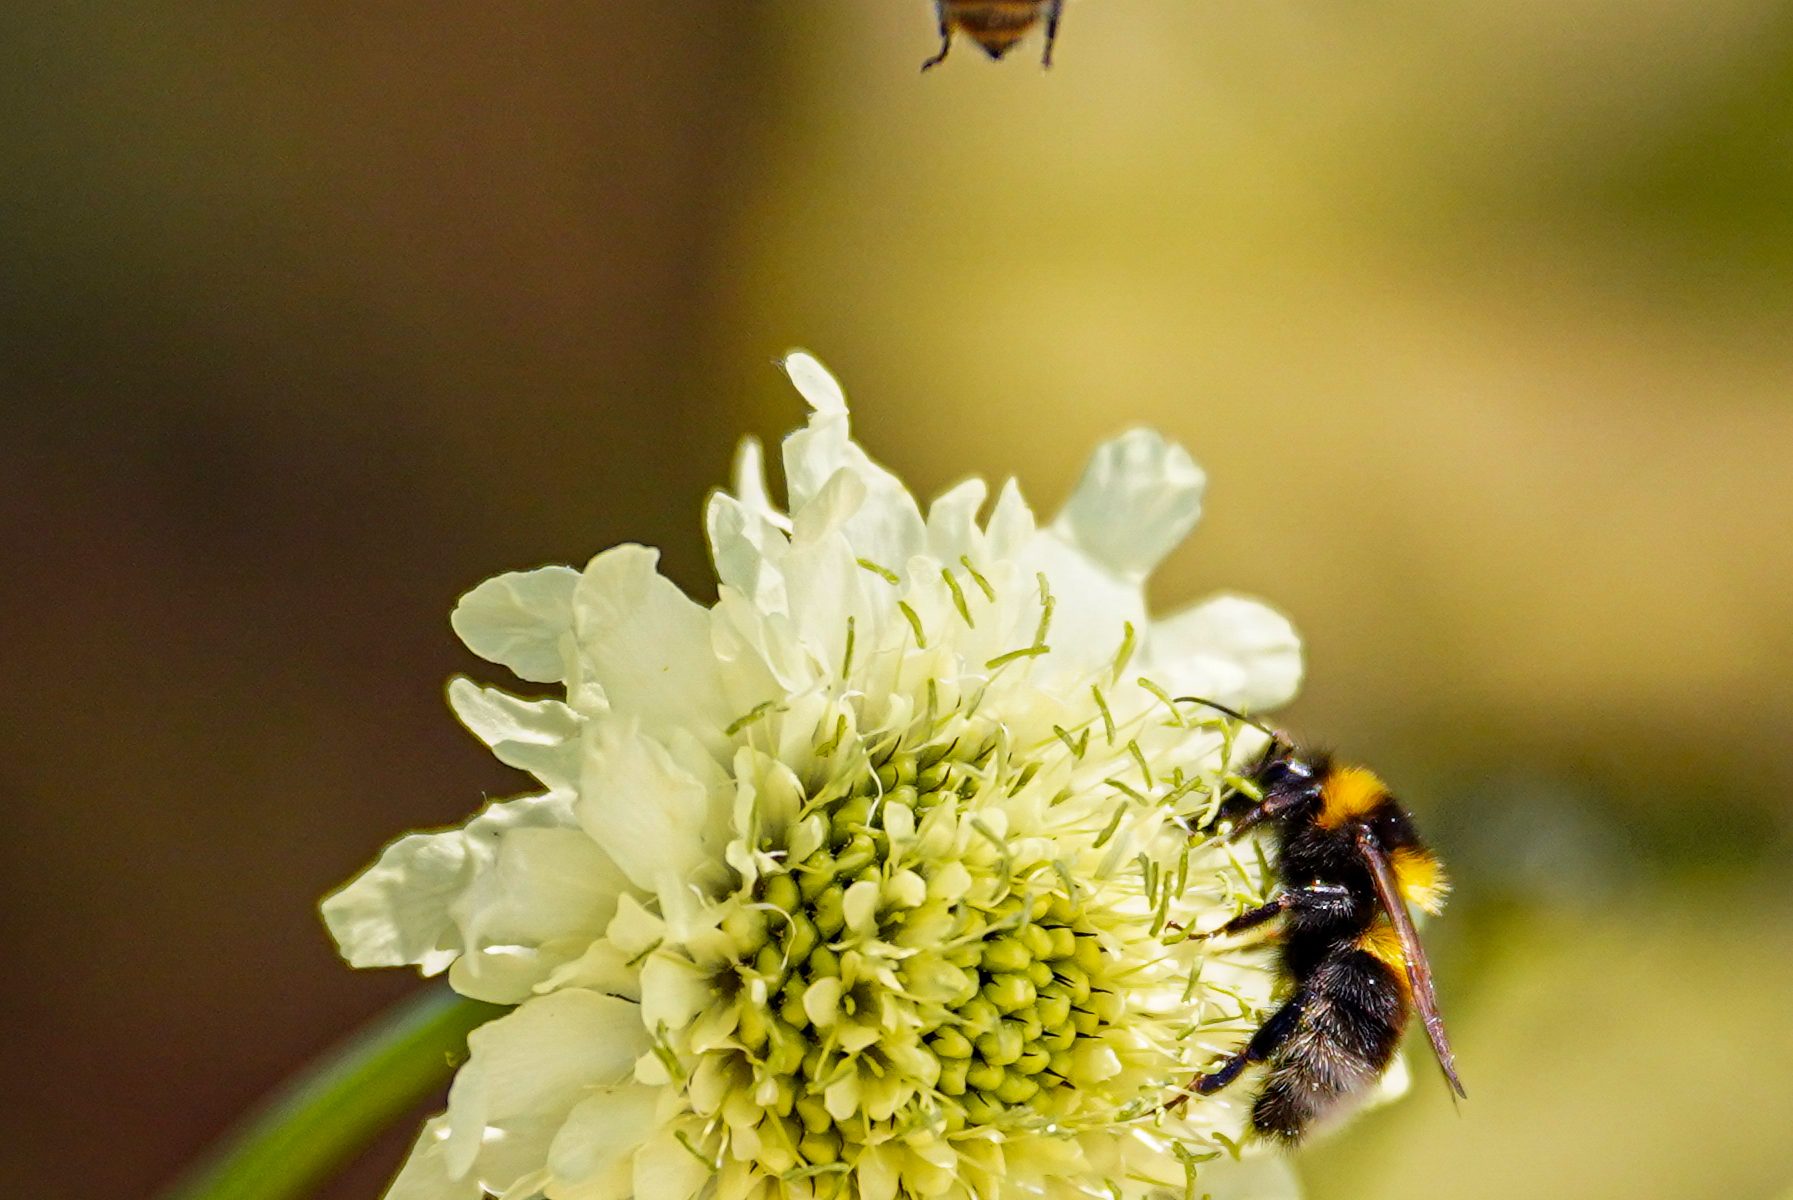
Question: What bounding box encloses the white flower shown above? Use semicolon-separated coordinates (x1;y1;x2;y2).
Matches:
324;353;1306;1200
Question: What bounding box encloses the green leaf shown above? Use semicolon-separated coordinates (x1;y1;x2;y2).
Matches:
157;986;504;1200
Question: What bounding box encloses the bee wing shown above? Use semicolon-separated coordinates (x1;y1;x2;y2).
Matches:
1356;826;1468;1099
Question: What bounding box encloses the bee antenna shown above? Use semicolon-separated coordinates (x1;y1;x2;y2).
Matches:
1171;695;1282;741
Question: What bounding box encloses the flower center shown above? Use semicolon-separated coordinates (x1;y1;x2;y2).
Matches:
696;718;1146;1179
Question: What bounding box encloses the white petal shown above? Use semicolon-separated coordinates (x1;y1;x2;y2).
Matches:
729;435;788;529
446;948;559;1007
322;792;575;979
1052;429;1205;581
476;828;626;943
1147;593;1303;710
1197;1152;1305;1200
639;952;712;1029
445;991;649;1175
451;567;581;683
983;478;1037;560
782;350;846;413
384;1115;481;1200
322;829;472;974
547;1085;663;1200
577;717;718;894
778;524;879;678
1019;531;1145;675
779;360;925;570
571;545;730;749
926;478;987;561
445;827;632;1001
706;491;790;614
448;677;582;791
633;1125;712;1200
539;938;641;999
473;1117;562;1196
605;892;665;958
712;589;812;696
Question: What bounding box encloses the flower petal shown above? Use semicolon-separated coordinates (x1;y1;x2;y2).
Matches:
706;490;791;615
633;1125;712;1200
384;1115;482;1200
1051;429;1205;581
1019;531;1144;675
447;677;582;791
639;951;713;1030
576;716;721;894
445;990;649;1177
982;478;1037;561
446;827;631;1003
321;830;473;974
925;478;987;561
451;566;581;683
321;792;573;978
1147;593;1303;710
779;354;925;571
548;1084;663;1200
729;435;789;529
1197;1152;1305;1200
571;545;730;746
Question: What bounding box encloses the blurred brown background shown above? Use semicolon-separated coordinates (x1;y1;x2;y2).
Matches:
5;2;1792;1197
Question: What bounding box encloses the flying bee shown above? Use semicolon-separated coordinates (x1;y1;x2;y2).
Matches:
921;0;1065;70
1166;698;1467;1141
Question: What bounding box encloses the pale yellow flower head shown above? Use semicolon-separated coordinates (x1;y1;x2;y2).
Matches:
324;354;1306;1200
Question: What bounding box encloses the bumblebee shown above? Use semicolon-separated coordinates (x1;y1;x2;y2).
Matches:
921;0;1065;70
1168;699;1467;1140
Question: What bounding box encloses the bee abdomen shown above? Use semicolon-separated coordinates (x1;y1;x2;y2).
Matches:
1253;948;1409;1141
943;1;1044;58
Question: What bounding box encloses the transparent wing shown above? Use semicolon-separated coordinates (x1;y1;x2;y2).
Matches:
1356;825;1468;1099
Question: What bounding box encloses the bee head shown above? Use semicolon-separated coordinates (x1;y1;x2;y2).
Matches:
1251;741;1327;818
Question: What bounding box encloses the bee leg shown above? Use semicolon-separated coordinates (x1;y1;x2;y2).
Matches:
1219;790;1309;841
1042;0;1065;66
921;5;952;71
1168;989;1311;1109
1195;883;1355;939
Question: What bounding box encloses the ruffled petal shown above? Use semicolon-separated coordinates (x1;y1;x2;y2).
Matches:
706;490;791;616
1146;594;1303;711
925;478;987;562
321;792;573;978
778;470;886;674
1051;429;1205;582
444;990;650;1177
779;352;926;572
451;566;581;683
982;478;1037;562
447;827;631;1004
729;435;789;529
576;716;722;895
384;1115;482;1200
633;1124;712;1200
1019;531;1145;676
321;829;473;974
571;545;730;747
447;677;582;792
1197;1152;1305;1200
547;1084;663;1200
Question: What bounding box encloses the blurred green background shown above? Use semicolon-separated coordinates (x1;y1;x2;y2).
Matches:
5;2;1792;1197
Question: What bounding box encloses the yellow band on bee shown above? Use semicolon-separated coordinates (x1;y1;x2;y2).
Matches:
1391;847;1451;915
1315;765;1388;829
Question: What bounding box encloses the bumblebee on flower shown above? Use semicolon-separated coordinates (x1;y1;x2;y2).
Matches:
324;354;1308;1200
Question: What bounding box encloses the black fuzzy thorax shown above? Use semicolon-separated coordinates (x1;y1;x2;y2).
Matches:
1236;751;1424;1139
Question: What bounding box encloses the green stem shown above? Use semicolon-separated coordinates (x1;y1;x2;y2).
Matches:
158;987;505;1200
